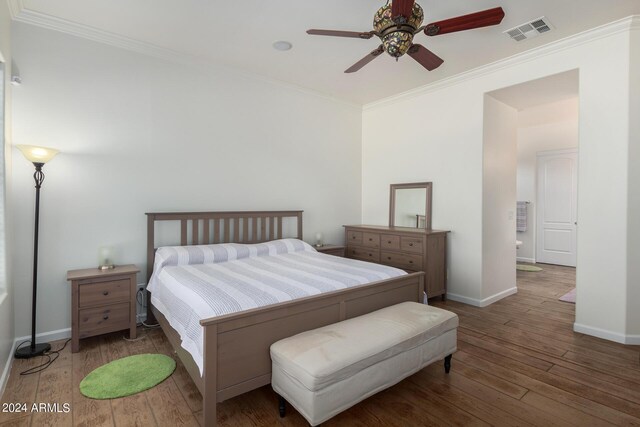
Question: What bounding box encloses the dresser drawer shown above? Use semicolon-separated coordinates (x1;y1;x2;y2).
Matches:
401;237;423;254
79;279;131;308
381;251;423;271
79;303;130;338
347;247;380;263
362;232;380;248
381;235;401;250
347;230;363;246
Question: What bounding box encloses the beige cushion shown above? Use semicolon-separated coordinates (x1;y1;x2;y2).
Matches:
270;302;458;392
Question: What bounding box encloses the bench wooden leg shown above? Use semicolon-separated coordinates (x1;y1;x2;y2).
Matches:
444;354;452;374
278;395;286;418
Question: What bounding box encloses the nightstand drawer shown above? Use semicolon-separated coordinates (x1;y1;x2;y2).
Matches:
79;303;130;338
347;247;380;263
401;237;423;254
362;232;380;248
316;246;345;257
381;235;400;250
381;251;423;271
79;279;131;308
347;231;363;245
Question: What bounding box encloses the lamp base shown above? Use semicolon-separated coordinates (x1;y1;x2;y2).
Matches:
14;342;51;359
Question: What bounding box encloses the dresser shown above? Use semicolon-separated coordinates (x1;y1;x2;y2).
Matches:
343;225;449;299
67;264;139;352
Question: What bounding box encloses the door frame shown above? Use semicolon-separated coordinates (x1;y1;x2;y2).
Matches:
535;148;578;266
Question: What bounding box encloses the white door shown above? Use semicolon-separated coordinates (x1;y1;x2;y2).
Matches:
536;149;578;266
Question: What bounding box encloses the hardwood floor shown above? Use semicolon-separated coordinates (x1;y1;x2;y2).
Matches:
2;264;639;426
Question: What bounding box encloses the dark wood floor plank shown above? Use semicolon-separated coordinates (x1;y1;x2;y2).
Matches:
31;365;73;427
521;391;615;427
420;366;566;426
455;351;640;425
411;371;534;426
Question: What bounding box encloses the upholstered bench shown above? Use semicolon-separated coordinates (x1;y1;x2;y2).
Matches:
270;302;458;426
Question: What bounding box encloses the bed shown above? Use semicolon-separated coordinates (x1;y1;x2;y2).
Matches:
145;211;425;426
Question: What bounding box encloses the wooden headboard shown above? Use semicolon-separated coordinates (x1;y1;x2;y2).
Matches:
145;210;303;280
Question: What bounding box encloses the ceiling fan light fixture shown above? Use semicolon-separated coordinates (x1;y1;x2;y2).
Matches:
374;2;423;58
383;32;414;57
272;41;293;51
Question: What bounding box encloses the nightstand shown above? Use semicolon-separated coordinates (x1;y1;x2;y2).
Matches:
67;264;139;353
314;244;345;257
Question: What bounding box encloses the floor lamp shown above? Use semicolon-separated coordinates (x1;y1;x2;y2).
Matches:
15;145;59;359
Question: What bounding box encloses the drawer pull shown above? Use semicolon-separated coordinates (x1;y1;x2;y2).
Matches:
369;238;373;241
387;257;391;260
409;243;414;247
103;291;109;296
369;253;373;257
103;315;109;320
409;260;414;264
387;241;392;244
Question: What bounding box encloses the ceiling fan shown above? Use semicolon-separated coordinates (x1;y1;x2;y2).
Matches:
307;1;505;73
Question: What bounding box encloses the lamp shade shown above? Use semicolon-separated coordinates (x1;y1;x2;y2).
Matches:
16;145;59;164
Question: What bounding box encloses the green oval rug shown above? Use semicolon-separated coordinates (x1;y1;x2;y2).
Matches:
80;354;176;399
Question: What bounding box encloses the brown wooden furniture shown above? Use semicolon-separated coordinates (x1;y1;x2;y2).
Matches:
314;244;345;257
390;182;433;230
145;210;424;427
67;264;139;353
344;225;448;299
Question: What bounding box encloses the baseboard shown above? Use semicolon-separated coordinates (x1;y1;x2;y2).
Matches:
0;340;18;399
516;257;536;264
574;323;640;345
626;335;640;345
14;328;72;346
447;287;518;307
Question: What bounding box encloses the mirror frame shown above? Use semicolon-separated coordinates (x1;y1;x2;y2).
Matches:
389;182;433;230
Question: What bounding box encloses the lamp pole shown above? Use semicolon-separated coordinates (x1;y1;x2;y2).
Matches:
14;145;59;359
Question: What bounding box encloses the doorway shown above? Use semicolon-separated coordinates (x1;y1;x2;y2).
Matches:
484;69;579;314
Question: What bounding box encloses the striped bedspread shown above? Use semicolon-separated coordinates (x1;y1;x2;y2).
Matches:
148;239;406;374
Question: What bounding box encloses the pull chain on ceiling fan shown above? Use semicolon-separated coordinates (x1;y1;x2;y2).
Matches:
307;1;505;73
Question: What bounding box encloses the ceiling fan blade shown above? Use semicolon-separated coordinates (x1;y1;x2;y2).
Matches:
407;44;444;71
391;0;415;20
307;29;375;40
424;7;505;36
345;45;385;73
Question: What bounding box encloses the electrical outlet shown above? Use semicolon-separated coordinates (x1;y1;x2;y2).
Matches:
136;283;147;323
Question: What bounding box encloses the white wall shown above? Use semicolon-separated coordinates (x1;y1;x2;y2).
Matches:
481;96;517;303
0;1;14;396
363;18;636;342
10;23;363;337
627;26;640;341
516;98;579;262
363;79;484;301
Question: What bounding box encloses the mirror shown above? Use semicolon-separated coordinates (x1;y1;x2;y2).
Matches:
389;182;433;229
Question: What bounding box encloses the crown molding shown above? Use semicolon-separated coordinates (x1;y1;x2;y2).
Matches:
9;7;362;110
364;15;639;111
12;8;198;64
7;0;24;19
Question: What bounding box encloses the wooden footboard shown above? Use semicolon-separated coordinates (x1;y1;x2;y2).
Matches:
152;272;424;426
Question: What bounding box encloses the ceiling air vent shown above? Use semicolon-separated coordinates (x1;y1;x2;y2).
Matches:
504;17;553;42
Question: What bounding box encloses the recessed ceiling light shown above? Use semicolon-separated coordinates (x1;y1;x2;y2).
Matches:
272;41;293;51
